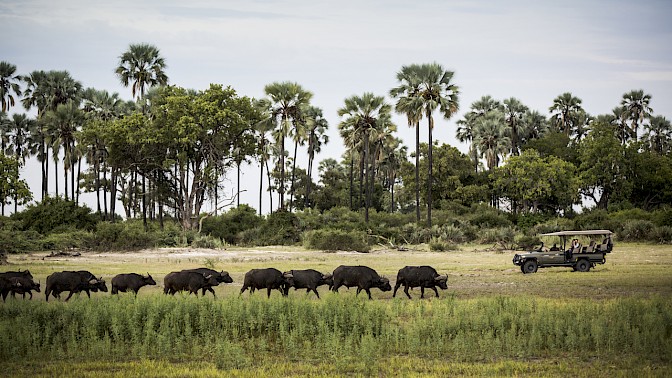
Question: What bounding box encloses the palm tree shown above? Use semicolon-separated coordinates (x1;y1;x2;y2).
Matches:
549;92;584;136
253;99;275;215
621;90;653;141
472;111;510;171
610;106;633;145
390;64;424;222
303;106;329;209
263;81;312;210
0;61;22;112
457;96;502;173
115;43;168;101
502;97;528;155
338;93;392;222
288;109;308;212
22;70;82;200
44;102;84;201
643;116;672;154
416;63;459;227
519;110;549;147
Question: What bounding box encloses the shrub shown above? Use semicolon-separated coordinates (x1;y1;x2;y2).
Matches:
428;238;459;251
13;196;98;234
191;235;222;249
532;218;574;235
201;205;262;245
651;226;672;244
40;230;93;250
303;228;370;252
478;227;517;246
248;210;301;246
89;221;157;251
0;229;40;253
619;220;655;241
469;205;512;228
515;235;541;250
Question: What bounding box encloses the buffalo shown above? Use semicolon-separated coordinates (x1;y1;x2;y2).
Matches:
331;265;392;300
0;270;35;301
111;273;156;295
163;271;220;296
240;268;293;298
392;266;448;299
7;276;41;300
45;271;108;301
182;268;233;297
283;269;332;298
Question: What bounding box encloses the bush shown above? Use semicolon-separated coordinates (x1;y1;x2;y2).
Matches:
619;220;655;242
651;226;672;244
201;205;262;245
0;229;40;253
478;227;517;246
89;221;158;251
428;238;459;251
532;218;574;235
40;230;93;250
303;228;370;252
515;235;541;250
191;235;222;249
469;205;512;228
13;196;98;234
248;210;302;246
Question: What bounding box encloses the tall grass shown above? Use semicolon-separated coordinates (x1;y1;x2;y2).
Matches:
1;295;670;372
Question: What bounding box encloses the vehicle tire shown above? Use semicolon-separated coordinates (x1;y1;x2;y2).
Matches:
522;260;538;274
576;259;590;272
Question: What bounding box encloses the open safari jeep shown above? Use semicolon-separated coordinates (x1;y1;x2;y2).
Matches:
513;230;613;274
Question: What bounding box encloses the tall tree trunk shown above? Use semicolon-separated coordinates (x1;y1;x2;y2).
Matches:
305;151;314;209
259;155;264;216
279;133;285;210
55;158;60;199
142;174;148;231
103;162;108;219
359;149;365;210
265;159;273;214
415;121;420;223
364;133;370;223
349;156;354;210
427;116;433;228
237;162;241;208
95;159;101;216
76;155;81;204
289;140;298;212
110;168;117;222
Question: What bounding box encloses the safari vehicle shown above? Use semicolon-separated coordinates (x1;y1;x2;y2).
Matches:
513;230;613;274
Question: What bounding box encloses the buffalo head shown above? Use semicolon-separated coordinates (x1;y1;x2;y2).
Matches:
377;277;392;292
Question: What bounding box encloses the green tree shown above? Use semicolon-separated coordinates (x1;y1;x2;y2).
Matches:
313;158;349;212
3;113;36;213
303;106;329;209
643;115;672;154
0;152;32;215
253;99;275;215
338;93;393;222
263;82;312;211
416;63;460;226
456;95;501;173
115;43;168;101
0;61;22;112
578;121;630;209
502;97;529;156
492;149;579;214
148;84;257;230
621;89;652;141
549;92;584;136
472;110;510;171
43;102;84;202
390;64;424;221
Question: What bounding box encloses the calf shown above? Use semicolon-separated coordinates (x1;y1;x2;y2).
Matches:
0;270;34;300
393;266;448;299
283;269;332;298
331;265;391;300
8;276;41;300
111;273;156;295
240;268;293;298
163;271;220;296
182;268;233;297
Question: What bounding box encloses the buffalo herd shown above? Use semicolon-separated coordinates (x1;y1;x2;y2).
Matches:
0;265;449;302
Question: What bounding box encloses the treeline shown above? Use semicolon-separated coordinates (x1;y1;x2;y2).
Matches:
1;198;671;254
1;44;671;237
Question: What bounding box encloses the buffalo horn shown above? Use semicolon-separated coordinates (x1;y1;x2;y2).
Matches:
89;279;97;285
435;275;447;281
205;274;213;280
322;273;332;279
283;272;293;278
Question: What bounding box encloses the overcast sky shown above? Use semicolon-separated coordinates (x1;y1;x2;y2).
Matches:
2;0;671;215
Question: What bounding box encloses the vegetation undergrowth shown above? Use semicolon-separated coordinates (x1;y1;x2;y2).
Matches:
1;295;669;374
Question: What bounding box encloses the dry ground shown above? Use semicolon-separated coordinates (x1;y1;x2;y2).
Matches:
4;242;671;300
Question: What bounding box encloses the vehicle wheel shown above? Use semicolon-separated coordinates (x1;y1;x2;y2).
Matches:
522;260;538;274
576;259;591;272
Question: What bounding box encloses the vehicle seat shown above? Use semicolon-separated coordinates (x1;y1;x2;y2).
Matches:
584;245;594;253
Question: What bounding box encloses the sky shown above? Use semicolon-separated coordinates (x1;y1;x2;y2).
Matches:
1;0;672;215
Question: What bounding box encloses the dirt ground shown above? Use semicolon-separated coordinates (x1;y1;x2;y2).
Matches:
4;243;672;300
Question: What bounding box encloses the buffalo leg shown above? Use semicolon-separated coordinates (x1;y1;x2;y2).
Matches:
420;287;425;299
393;282;402;297
432;287;440;298
365;288;373;300
356;287;362;296
312;288;320;299
267;287;272;298
65;291;75;301
404;285;412;299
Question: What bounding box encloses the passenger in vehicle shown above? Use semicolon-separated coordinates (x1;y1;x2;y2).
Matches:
549;243;560;251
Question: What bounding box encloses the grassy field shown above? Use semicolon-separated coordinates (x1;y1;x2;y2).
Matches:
1;243;671;376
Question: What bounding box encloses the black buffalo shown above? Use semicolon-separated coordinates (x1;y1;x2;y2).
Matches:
45;271;108;301
182;268;233;297
331;265;392;299
0;270;34;301
8;276;41;300
283;269;332;298
393;266;448;299
111;273;156;295
163;271;220;296
240;268;293;298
